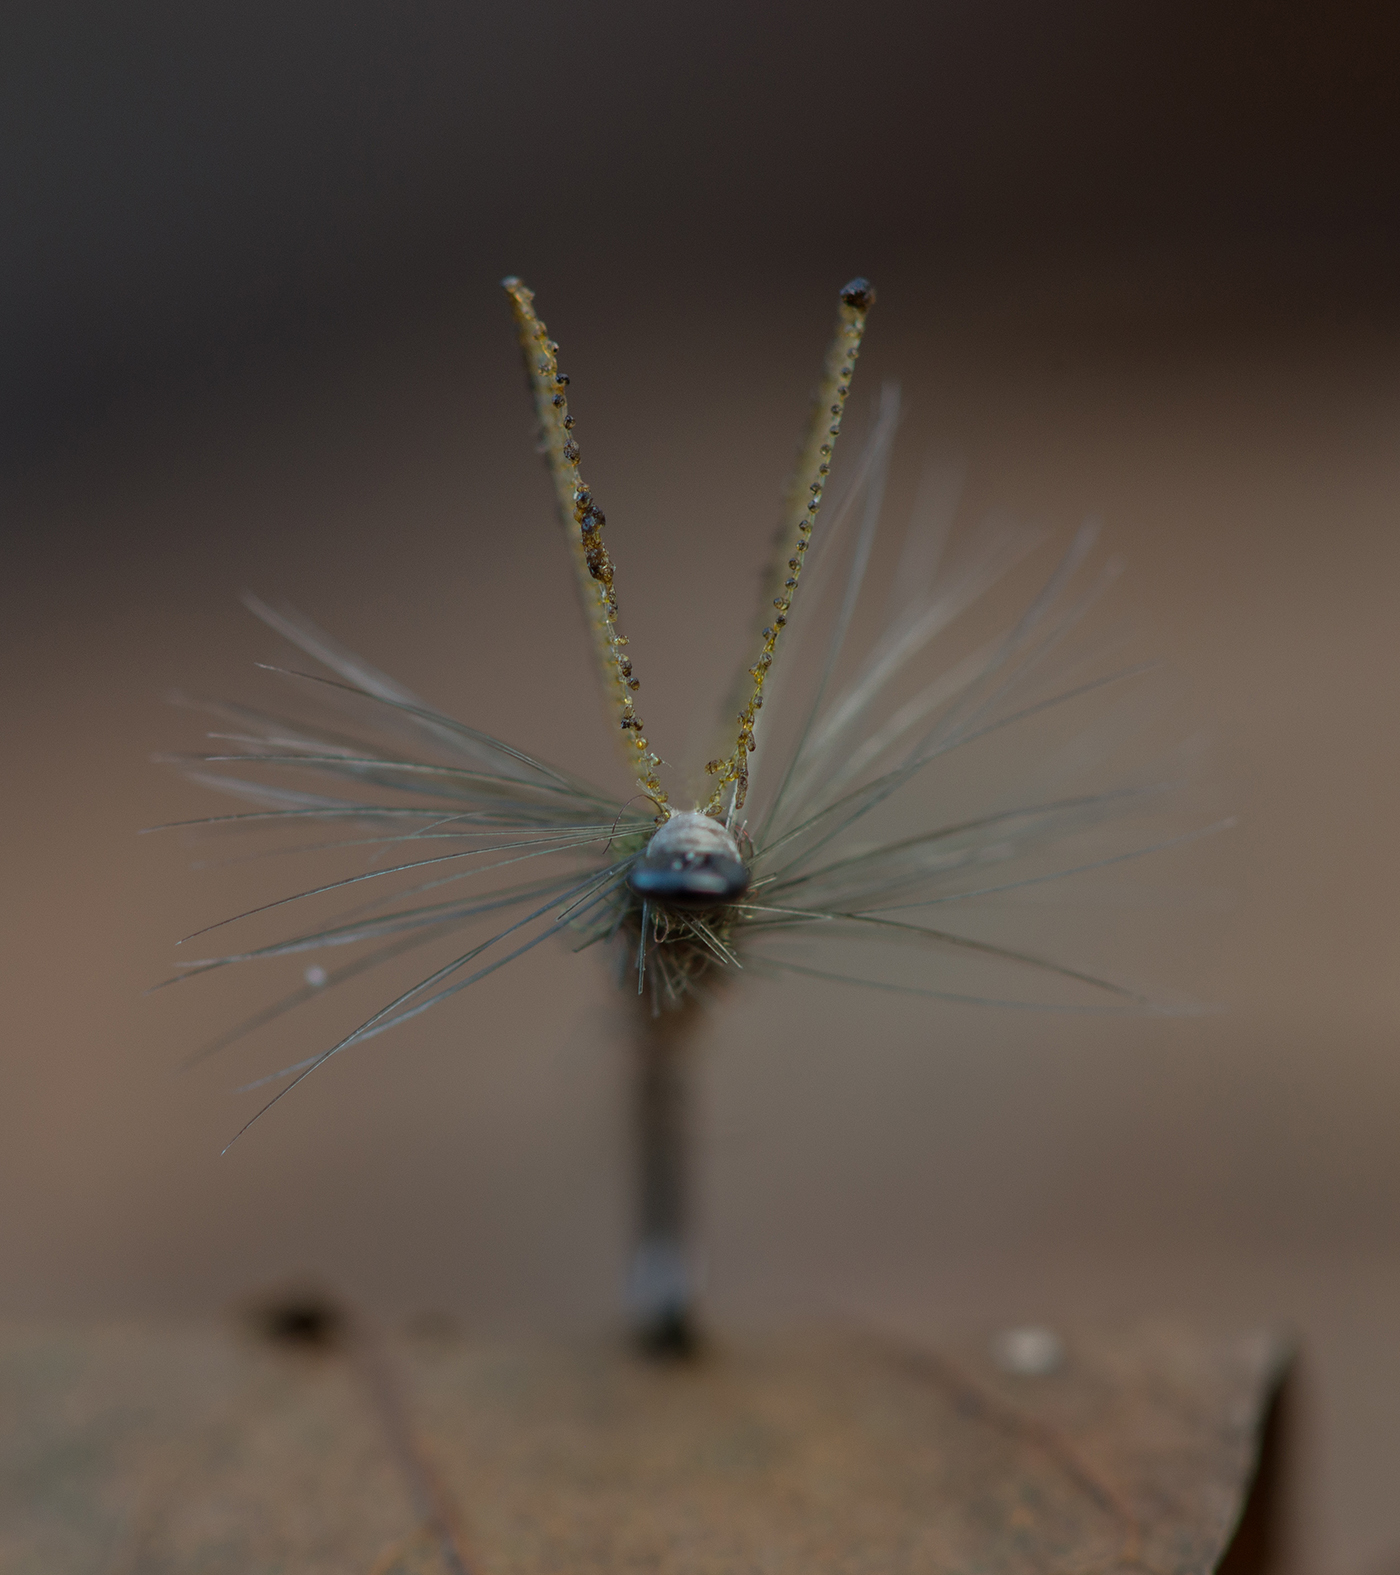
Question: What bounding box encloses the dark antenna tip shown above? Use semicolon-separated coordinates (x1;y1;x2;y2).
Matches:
839;278;877;309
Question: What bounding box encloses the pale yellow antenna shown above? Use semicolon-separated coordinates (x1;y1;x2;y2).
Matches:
502;278;668;812
702;278;876;817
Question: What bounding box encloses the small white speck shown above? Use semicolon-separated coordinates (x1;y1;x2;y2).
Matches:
991;1326;1064;1376
304;966;328;987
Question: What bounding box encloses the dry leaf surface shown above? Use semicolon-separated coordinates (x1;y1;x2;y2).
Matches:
0;1320;1286;1574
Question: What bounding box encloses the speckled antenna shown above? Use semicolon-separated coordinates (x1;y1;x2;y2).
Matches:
702;278;877;820
502;277;669;813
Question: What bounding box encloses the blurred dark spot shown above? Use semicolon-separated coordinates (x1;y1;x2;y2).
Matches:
636;1307;701;1362
251;1293;345;1350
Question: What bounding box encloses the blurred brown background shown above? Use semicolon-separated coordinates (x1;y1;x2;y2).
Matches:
3;2;1399;1568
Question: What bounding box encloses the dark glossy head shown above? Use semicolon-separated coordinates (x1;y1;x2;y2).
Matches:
628;811;750;910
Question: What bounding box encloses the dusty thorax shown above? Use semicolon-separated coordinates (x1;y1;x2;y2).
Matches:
627;812;750;910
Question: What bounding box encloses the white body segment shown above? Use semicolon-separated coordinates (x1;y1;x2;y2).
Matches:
629;811;750;908
650;812;742;864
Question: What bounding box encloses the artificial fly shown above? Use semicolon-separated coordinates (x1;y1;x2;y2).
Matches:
153;277;1219;1344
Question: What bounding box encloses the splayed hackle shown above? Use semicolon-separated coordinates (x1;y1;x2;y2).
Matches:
156;277;1219;1160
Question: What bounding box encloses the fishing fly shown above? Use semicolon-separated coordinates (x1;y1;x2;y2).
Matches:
155;277;1217;1348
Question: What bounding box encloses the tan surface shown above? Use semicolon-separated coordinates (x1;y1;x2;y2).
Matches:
1;1319;1285;1575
